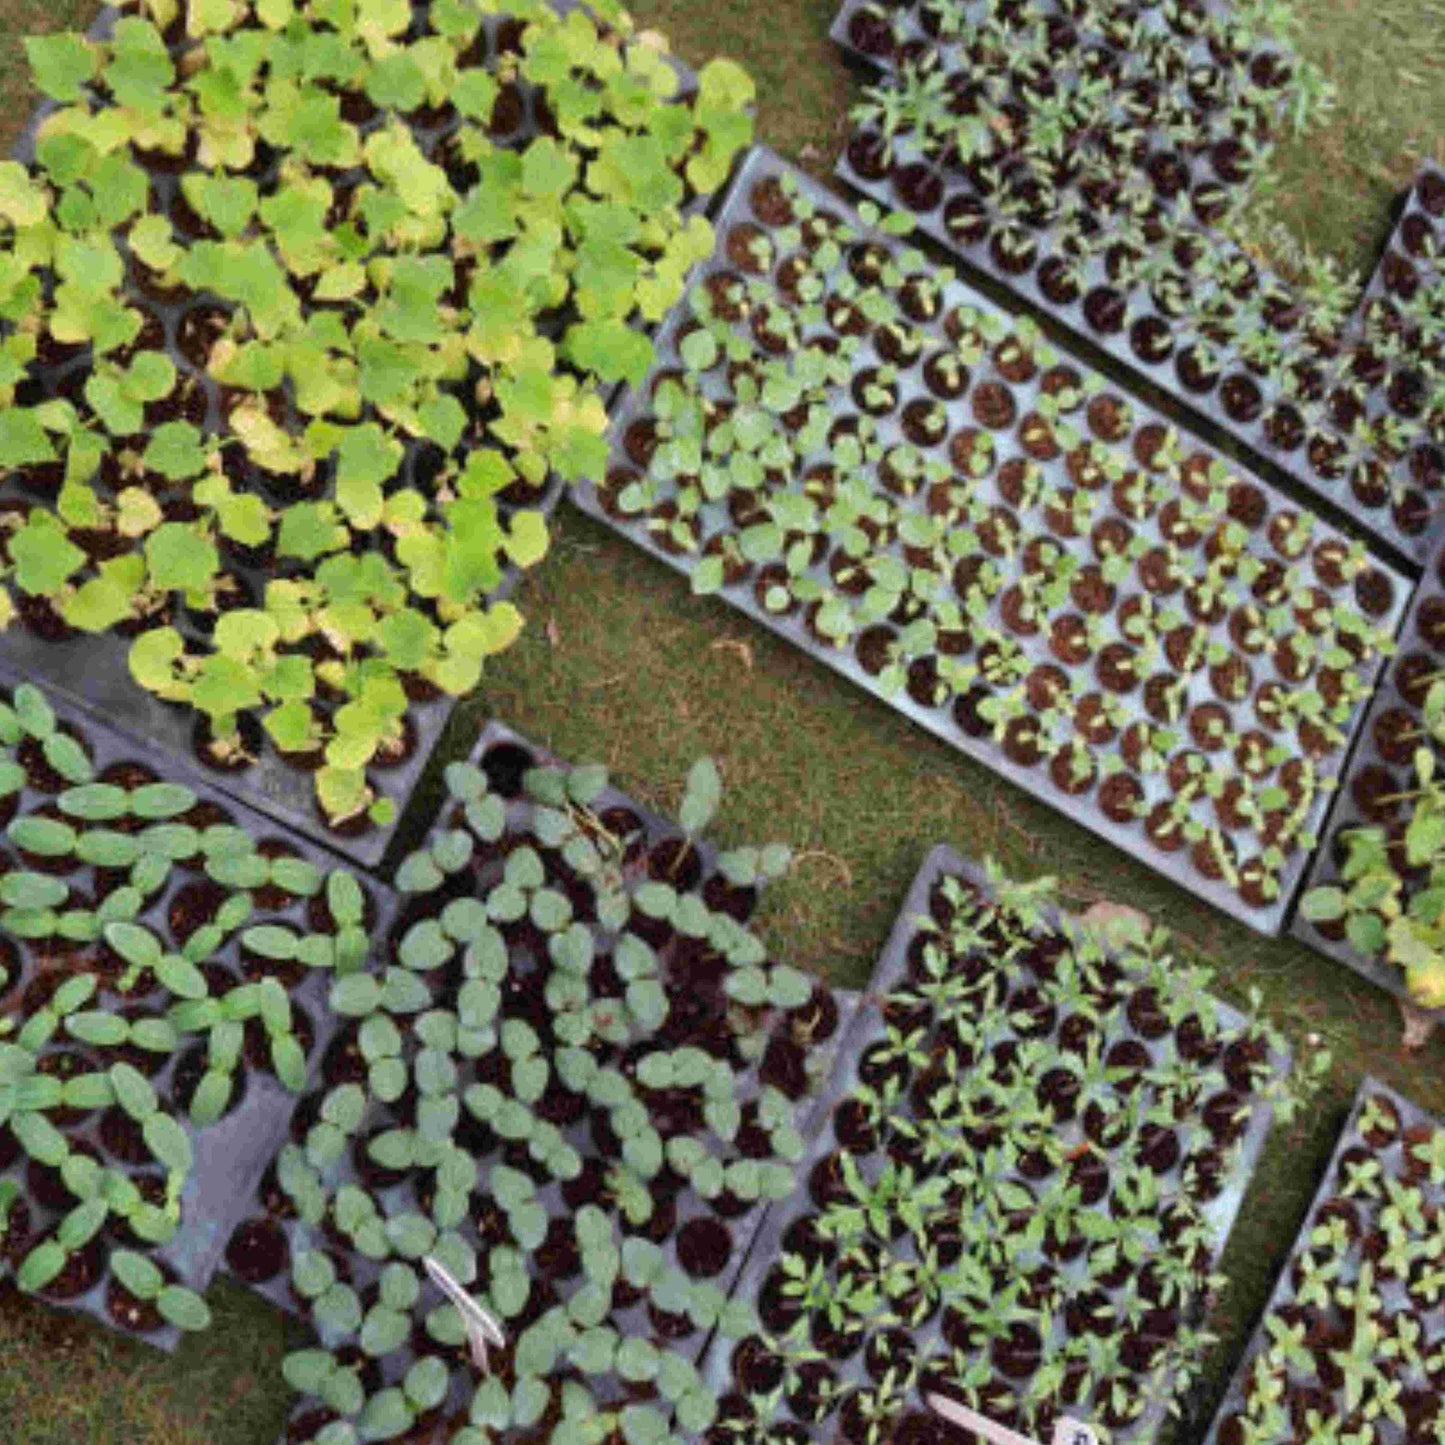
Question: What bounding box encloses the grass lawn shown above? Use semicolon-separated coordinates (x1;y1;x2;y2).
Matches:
2;0;1445;1439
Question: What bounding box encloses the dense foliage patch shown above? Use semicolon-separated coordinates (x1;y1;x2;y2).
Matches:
704;850;1304;1444
1300;537;1445;1010
0;676;376;1341
1209;1084;1445;1445
225;729;849;1443
834;0;1445;559
0;0;753;829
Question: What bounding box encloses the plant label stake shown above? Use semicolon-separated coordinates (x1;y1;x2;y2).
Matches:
423;1255;506;1373
926;1392;1099;1445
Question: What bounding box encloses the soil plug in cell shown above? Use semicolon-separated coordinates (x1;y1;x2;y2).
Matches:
700;844;1299;1444
0;664;387;1351
1204;1079;1445;1445
0;0;757;864
220;721;856;1443
575;145;1409;934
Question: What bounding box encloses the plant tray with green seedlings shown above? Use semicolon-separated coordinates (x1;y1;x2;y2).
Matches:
1293;533;1445;1017
1342;162;1445;539
830;13;1445;564
1355;163;1445;367
829;0;1304;229
0;664;387;1351
218;720;856;1445
1203;1079;1445;1445
698;844;1301;1445
0;0;755;862
574;145;1408;934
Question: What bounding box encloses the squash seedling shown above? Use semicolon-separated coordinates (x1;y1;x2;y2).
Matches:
2;0;758;836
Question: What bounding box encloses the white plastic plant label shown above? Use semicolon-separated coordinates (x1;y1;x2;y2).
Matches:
925;1392;1100;1445
423;1255;506;1373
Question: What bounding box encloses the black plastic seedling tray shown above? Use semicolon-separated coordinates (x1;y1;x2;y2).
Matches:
834;135;1445;568
1347;161;1445;545
574;144;1412;937
825;3;1445;566
1354;161;1445;352
1201;1078;1442;1445
699;843;1290;1443
0;660;391;1351
1290;531;1445;1020
215;718;857;1438
225;720;856;1307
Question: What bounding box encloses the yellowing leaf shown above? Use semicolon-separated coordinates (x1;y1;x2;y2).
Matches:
139;0;180;28
216;493;271;546
356;0;413;52
364;126;452;218
196;119;254;172
255;0;294;27
128;627;189;701
313;262;367;301
504;511;549;568
62;571;137;632
383;490;428;532
231;402;310;474
396;529;445;598
56;480;103;528
430;651;482;695
213;608;280;658
316;765;372;823
319;602;378;648
128;213;181;274
329;724;383;778
187;0;243;37
262;581;313;641
1406;956;1445;1010
115;487;163;538
448;603;523;660
124;111;188;157
0;163;48;227
37;105;129;157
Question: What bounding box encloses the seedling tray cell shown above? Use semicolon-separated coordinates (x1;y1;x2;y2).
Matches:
1290;530;1445;1018
214;719;855;1441
0;662;391;1352
698;844;1292;1444
1202;1078;1445;1445
575;144;1410;936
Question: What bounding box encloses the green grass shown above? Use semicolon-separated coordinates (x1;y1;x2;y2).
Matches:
2;0;1445;1439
